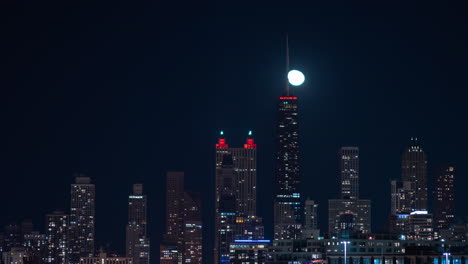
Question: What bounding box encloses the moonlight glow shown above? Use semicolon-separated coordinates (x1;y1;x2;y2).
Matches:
288;70;305;86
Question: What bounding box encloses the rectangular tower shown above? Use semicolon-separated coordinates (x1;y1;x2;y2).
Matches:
126;184;150;264
401;138;428;211
340;147;359;200
45;211;69;264
69;176;95;263
434;166;455;231
273;96;302;240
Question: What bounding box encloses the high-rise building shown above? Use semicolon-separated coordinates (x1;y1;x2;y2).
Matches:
69;176;95;264
401;138;428;211
215;131;258;218
216;154;238;264
165;172;185;244
161;172;202;264
303;199;319;239
214;132;261;263
434;166;455;231
45;211;69;264
183;192;202;264
328;147;371;236
126;184;150;264
273;95;302;240
161;172;185;264
340;147;359;200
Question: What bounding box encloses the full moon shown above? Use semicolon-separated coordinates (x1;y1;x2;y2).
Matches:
288;70;305;86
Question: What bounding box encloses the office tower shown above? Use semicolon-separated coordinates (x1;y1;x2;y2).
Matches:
303;199;319;239
401;138;428;211
69;176;95;263
407;211;433;240
183;192;202;264
165;172;185;244
126;184;150;264
340;147;359;200
161;172;203;264
273;95;302;240
214;132;262;263
216;154;238;264
328;147;371;236
45;211;69;264
161;172;185;264
215;131;258;218
434;166;455;231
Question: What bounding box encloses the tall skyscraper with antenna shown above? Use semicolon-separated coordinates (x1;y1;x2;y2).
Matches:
273;38;302;240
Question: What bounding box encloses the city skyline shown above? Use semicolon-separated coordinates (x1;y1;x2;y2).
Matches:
2;2;468;264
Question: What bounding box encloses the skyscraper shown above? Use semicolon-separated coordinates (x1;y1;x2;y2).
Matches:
45;211;69;264
214;132;261;263
340;147;359;200
434;166;455;231
161;172;202;264
328;147;371;236
215;154;237;264
273;95;302;240
215;131;257;218
165;172;185;244
183;192;202;264
126;184;150;264
69;175;95;264
401;138;428;211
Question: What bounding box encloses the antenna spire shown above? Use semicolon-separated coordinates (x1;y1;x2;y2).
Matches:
285;34;290;96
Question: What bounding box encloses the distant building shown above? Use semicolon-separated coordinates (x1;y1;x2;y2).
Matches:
183;192;202;264
303;199;319;239
434;166;455;233
159;244;180;264
401;138;428;211
328;199;371;236
160;172;202;264
79;253;132;264
69;176;95;263
407;211;433;241
45;211;69;264
214;132;263;263
229;240;270;264
328;147;371;237
126;184;150;264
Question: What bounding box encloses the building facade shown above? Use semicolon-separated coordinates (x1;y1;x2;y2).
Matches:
126;184;149;264
401;138;428;211
273;96;302;240
434;166;455;232
45;211;69;264
69;176;95;263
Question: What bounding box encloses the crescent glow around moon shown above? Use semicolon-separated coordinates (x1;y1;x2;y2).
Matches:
288;70;305;86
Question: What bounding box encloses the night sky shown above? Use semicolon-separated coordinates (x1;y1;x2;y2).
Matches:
2;1;468;263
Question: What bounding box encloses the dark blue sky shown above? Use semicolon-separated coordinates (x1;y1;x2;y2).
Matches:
1;1;468;263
